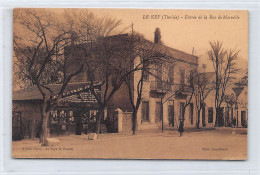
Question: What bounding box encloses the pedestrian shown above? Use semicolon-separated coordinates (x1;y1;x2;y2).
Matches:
178;120;184;137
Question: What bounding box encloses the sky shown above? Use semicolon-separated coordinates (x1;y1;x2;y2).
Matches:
87;9;248;74
14;8;248;75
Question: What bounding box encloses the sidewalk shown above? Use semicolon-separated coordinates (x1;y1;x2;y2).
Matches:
150;126;247;134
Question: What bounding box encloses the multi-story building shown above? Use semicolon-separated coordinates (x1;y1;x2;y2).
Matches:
133;39;198;130
65;29;199;131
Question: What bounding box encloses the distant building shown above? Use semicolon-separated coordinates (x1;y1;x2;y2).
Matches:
199;72;248;128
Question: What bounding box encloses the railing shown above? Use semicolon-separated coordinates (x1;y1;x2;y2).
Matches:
150;81;172;91
176;84;194;94
150;81;193;94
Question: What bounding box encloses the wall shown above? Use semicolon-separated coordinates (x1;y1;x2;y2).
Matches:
134;49;199;130
114;108;133;134
12;100;42;139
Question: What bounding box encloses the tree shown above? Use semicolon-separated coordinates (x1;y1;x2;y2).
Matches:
235;69;248;87
193;70;213;129
124;32;165;135
58;9;129;134
67;35;141;134
13;9;84;143
176;79;196;134
87;36;137;134
158;75;196;136
152;64;176;133
208;41;239;127
151;62;196;133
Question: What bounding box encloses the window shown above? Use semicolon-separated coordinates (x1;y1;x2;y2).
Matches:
179;103;185;120
141;101;149;122
208;107;213;123
190;103;194;125
156;64;162;81
180;69;185;85
189;71;194;87
168;65;174;84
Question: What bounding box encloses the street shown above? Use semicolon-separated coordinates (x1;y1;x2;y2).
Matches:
12;128;247;160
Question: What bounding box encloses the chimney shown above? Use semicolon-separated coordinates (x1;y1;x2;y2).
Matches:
154;28;161;44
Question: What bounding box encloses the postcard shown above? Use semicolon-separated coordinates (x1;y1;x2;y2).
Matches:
12;8;248;159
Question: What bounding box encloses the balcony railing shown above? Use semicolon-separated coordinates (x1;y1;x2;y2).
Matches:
176;84;194;94
150;81;172;92
150;81;193;94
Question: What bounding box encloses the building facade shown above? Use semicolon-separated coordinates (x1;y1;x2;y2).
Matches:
133;42;198;130
65;30;200;131
13;29;248;139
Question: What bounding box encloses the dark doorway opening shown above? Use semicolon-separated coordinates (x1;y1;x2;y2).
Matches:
12;111;23;141
141;101;149;122
168;101;174;127
216;107;224;127
156;102;162;122
202;106;206;127
241;111;247;128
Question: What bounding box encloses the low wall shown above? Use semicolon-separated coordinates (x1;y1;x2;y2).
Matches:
114;109;133;134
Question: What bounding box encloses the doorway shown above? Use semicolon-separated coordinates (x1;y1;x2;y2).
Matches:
202;106;206;127
141;101;149;122
241;111;247;127
168;101;174;127
12;111;23;140
155;102;162;122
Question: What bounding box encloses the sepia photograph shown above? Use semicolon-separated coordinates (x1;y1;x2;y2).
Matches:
12;8;248;160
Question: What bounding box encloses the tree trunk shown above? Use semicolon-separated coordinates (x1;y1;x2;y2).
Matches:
95;108;104;134
197;109;201;129
215;107;222;127
161;97;164;133
132;109;137;135
40;109;50;144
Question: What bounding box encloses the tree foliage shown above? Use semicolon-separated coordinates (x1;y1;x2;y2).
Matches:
208;41;239;126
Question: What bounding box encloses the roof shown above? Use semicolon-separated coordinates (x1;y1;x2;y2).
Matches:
105;34;198;63
66;33;198;66
141;38;198;65
232;87;245;97
13;82;102;101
